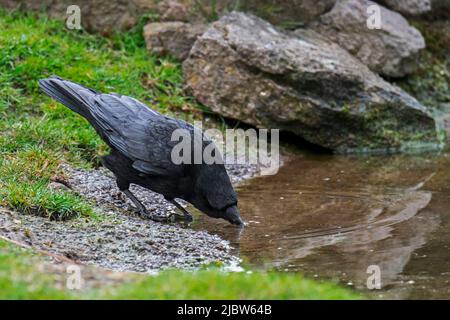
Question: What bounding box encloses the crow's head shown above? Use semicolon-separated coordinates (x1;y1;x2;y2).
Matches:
191;163;244;226
222;204;244;226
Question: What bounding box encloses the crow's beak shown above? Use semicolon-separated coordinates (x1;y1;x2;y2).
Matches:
224;205;244;226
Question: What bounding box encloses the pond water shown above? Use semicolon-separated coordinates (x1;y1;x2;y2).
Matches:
194;151;450;299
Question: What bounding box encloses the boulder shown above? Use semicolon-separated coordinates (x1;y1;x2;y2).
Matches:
236;0;336;27
183;12;439;153
158;0;189;22
0;0;159;34
377;0;431;16
157;0;337;26
144;22;207;60
309;0;425;77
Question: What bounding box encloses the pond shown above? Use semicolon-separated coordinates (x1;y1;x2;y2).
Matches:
194;151;450;299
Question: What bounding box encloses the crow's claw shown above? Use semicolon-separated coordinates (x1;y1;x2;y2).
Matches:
168;212;193;223
139;210;169;222
168;199;194;223
138;208;153;219
149;214;171;222
139;209;192;224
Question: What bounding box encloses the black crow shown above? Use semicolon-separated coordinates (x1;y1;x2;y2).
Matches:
39;76;243;226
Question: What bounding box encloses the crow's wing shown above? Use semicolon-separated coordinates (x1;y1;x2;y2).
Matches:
84;93;190;176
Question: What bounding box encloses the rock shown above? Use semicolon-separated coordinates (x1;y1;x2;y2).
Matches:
149;0;337;26
183;12;439;153
144;22;207;60
158;0;189;22
48;182;71;192
377;0;431;16
309;0;425;78
0;0;159;34
237;0;336;27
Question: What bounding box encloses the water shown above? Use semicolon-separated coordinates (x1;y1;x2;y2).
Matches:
193;152;450;299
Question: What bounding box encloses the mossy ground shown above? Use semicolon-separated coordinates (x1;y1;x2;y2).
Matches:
0;9;360;299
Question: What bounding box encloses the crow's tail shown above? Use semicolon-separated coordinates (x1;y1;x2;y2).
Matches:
38;75;98;121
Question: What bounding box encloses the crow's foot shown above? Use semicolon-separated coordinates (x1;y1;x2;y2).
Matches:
139;208;192;224
168;211;193;223
168;199;194;223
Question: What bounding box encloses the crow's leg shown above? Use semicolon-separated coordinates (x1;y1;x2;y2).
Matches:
116;179;146;214
168;199;193;223
122;189;172;222
116;178;167;222
122;189;147;216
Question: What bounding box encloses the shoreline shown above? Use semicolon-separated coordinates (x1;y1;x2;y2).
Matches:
0;156;279;273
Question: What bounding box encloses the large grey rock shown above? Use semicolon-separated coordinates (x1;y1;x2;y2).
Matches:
144;22;207;60
310;0;426;77
0;0;158;34
183;12;439;153
378;0;431;16
236;0;336;26
159;0;336;26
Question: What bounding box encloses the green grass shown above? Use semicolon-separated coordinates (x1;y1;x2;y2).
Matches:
0;9;199;219
0;239;72;299
102;271;360;300
0;239;361;299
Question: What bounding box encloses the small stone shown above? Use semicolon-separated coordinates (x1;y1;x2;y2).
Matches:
143;22;207;60
47;181;70;192
158;0;189;22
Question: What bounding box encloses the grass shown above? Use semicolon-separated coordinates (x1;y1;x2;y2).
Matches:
0;239;361;299
0;239;71;299
0;9;199;219
102;270;360;299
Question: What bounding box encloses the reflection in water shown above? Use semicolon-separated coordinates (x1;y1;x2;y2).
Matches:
193;152;450;299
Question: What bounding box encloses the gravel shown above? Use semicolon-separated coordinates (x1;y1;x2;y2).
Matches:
0;161;262;273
